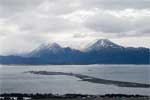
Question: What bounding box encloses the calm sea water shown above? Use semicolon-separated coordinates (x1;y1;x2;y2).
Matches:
0;65;150;95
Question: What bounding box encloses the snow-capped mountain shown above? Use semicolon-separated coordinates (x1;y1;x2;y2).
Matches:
30;43;63;57
85;39;123;51
39;43;62;50
0;39;149;64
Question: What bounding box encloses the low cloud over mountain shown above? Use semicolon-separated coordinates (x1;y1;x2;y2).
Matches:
0;39;149;64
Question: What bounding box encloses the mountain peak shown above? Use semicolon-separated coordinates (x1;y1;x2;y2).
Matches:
29;43;62;56
38;43;61;50
85;39;123;51
48;43;61;48
95;39;112;47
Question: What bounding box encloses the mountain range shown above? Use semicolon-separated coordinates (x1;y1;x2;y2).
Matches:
0;39;149;64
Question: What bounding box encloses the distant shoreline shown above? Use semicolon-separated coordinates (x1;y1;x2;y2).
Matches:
27;71;150;88
1;64;150;66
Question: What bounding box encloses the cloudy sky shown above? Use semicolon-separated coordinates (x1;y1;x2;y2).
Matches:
0;0;150;55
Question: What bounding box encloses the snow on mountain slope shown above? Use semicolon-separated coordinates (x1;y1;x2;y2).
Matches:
29;43;63;57
85;39;123;51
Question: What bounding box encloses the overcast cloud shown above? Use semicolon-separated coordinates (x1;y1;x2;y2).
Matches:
0;0;150;55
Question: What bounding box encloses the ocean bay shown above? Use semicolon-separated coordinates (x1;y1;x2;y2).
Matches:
0;65;150;95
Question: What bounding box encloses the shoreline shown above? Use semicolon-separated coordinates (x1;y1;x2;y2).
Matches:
0;93;149;100
27;71;150;88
